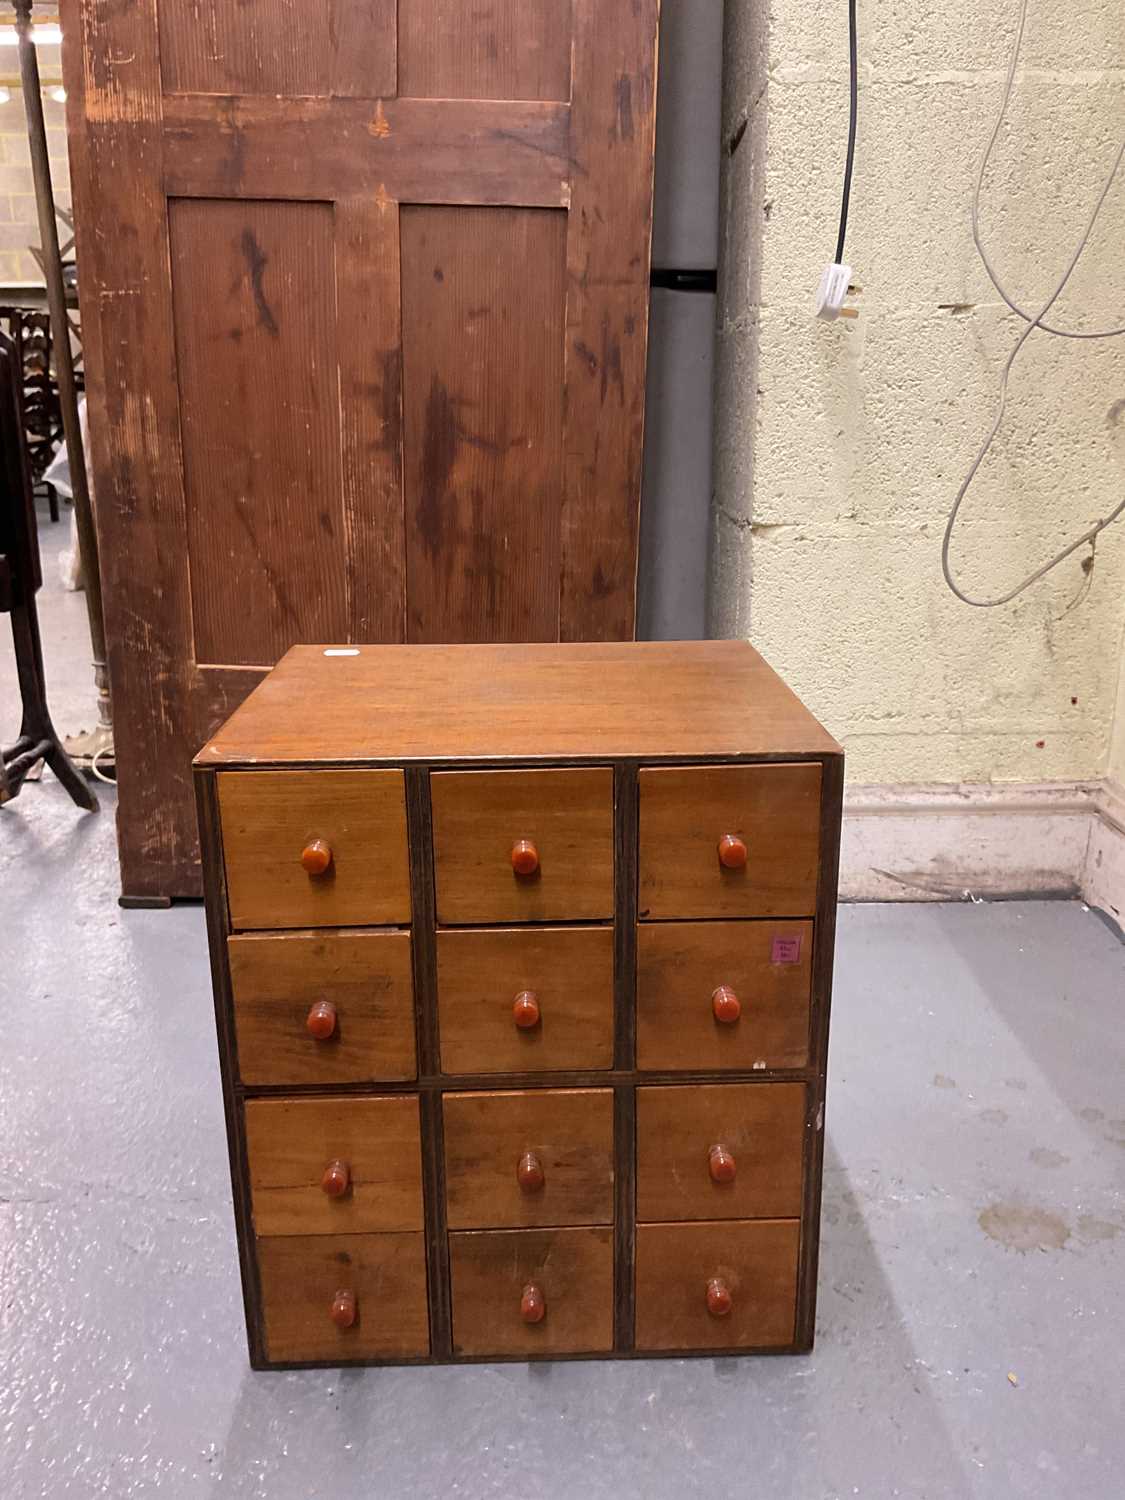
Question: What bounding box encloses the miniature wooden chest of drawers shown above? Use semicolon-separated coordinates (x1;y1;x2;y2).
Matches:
194;642;843;1367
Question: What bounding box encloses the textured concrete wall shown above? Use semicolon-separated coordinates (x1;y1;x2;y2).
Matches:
715;0;1125;785
0;44;68;284
1110;649;1125;785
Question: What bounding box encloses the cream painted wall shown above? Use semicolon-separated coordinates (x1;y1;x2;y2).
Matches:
714;0;1125;786
1110;645;1125;785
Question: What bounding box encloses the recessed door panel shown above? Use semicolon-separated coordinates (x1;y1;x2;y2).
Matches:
171;198;345;667
158;0;397;97
401;206;567;644
398;0;573;101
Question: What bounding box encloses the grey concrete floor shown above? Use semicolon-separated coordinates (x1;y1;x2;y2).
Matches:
3;507;1125;1498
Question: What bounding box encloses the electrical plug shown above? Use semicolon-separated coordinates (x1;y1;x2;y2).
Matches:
815;262;858;321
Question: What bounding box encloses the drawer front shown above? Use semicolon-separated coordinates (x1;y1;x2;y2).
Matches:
635;1220;800;1352
258;1232;430;1362
430;768;614;923
437;926;615;1075
245;1095;424;1236
229;929;416;1085
638;764;821;919
450;1227;614;1356
443;1088;614;1229
637;921;812;1072
219;769;411;931
636;1083;805;1222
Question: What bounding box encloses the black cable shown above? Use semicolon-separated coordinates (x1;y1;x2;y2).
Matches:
835;0;858;264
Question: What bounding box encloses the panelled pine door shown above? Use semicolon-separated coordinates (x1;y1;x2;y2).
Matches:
61;0;659;899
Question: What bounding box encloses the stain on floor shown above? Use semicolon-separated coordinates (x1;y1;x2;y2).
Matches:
1077;1216;1121;1242
978;1108;1009;1126
979;1203;1071;1252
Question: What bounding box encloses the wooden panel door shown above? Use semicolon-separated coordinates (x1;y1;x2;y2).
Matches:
61;0;659;899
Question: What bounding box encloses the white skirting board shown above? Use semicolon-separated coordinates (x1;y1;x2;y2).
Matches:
840;779;1125;931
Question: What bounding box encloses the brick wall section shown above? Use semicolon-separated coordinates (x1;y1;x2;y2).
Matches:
0;43;69;284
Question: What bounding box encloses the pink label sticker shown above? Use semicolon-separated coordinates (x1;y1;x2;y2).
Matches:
771;935;802;965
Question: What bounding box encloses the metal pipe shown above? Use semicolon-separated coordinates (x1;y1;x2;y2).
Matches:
13;0;111;734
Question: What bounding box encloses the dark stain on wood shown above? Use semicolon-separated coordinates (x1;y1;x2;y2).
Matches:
574;339;598;375
229;501;297;622
218;97;247;187
417;376;457;559
468;486;502;622
614;75;635;143
241;230;280;338
600;316;625;408
378;347;402;454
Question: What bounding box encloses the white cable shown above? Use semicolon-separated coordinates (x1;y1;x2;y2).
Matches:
972;0;1125;341
944;2;1125;608
90;745;116;785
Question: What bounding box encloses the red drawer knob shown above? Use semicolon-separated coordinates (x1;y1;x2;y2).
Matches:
513;991;541;1030
712;985;741;1024
331;1289;357;1329
321;1159;351;1197
521;1282;547;1324
717;834;748;870
709;1144;737;1184
306;999;338;1040
706;1278;733;1318
301;838;333;876
511;839;540;876
517;1150;545;1192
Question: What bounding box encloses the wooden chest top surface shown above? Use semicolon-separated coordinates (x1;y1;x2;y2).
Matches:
195;641;841;767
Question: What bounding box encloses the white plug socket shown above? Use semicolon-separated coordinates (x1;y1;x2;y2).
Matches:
815;262;857;321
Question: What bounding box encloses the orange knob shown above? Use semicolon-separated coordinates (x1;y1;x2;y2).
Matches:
331;1289;357;1329
301;838;333;876
513;991;541;1030
321;1159;351;1198
306;999;338;1040
511;839;540;876
517;1150;545;1192
521;1283;546;1324
709;1144;737;1184
718;834;748;870
706;1278;733;1317
712;985;741;1024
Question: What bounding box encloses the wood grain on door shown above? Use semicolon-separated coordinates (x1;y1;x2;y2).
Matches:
62;0;660;899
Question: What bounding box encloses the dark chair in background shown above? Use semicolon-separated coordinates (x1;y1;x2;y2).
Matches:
0;329;95;811
0;305;71;523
